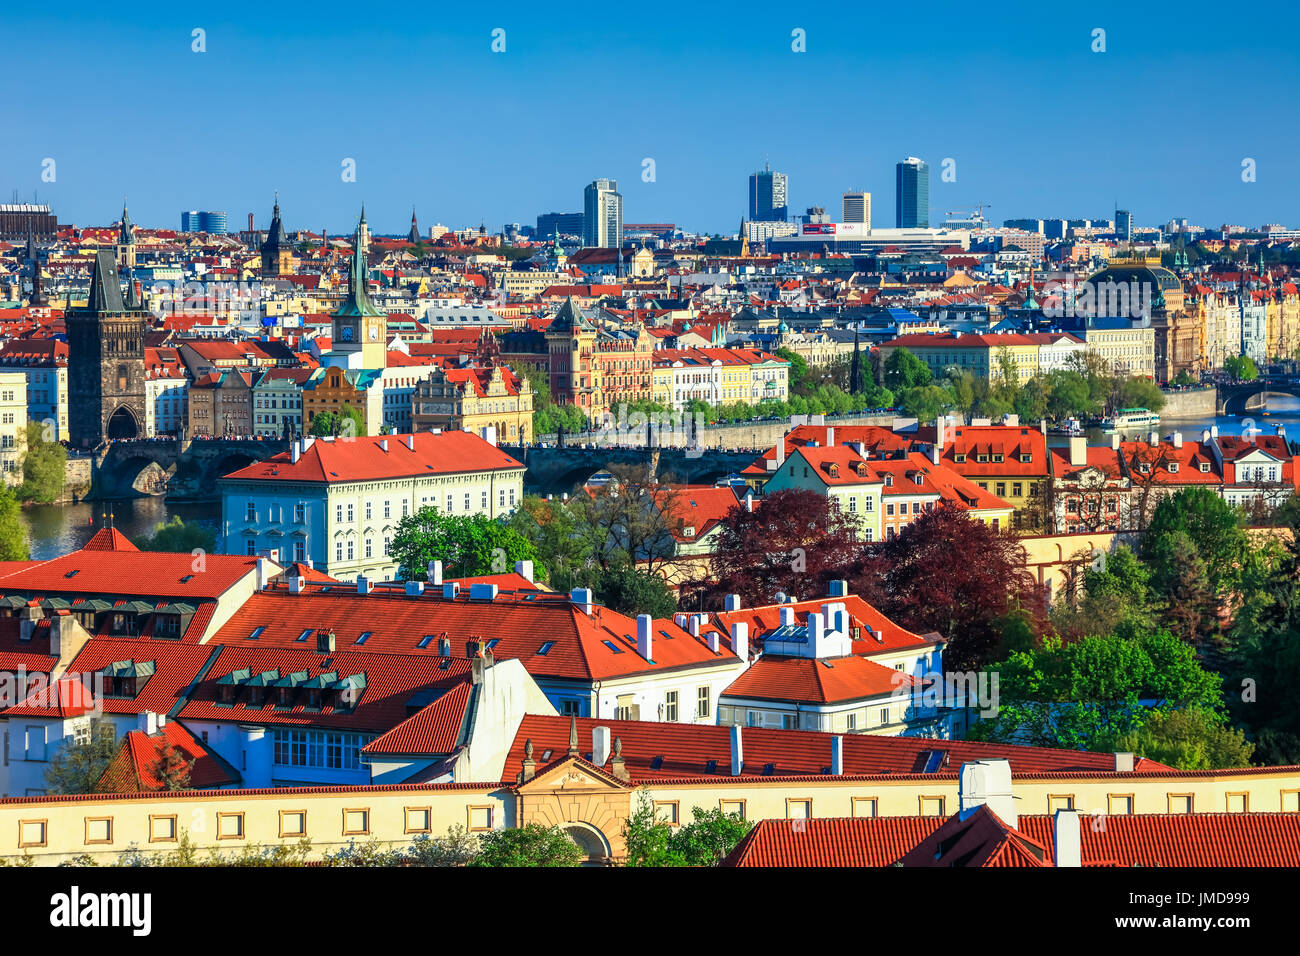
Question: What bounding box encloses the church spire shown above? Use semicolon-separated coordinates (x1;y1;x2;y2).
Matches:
334;210;382;319
407;206;421;244
86;248;126;314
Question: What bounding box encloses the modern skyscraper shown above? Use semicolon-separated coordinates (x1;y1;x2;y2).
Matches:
749;162;789;222
583;179;622;249
537;211;584;238
842;191;871;227
895;158;930;228
1116;208;1133;242
181;211;228;234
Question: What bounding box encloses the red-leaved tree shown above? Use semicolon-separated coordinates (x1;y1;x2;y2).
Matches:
851;509;1040;670
695;489;867;608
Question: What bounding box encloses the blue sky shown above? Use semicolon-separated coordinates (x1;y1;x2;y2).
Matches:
6;0;1300;235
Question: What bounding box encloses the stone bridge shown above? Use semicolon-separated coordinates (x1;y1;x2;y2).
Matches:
499;444;761;495
91;438;290;500
1218;379;1300;416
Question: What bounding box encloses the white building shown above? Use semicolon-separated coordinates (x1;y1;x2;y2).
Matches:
217;430;525;580
0;372;27;485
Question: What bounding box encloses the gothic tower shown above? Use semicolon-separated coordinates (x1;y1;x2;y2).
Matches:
67;249;148;447
261;193;295;278
116;201;136;270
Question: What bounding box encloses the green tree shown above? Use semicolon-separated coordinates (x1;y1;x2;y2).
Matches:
897;384;951;423
469;823;584;867
884;347;932;390
590;564;677;618
1223;354;1259;381
1142;486;1247;598
45;717;119;795
774;348;813;396
1116;376;1166;413
0;485;29;561
308;404;365;438
389;507;544;581
18;420;65;503
622;792;753;866
137;516;216;554
147;740;193;791
1105;708;1254;771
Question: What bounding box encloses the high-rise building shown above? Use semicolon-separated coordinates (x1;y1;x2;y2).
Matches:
181;211;228;234
896;158;930;228
842;191;871;227
537;211;585;238
1116;209;1133;242
583;180;622;249
749;163;789;222
0;203;57;240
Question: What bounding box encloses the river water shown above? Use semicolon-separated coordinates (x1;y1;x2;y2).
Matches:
17;398;1300;560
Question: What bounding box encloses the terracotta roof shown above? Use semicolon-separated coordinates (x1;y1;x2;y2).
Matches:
0;548;263;603
220;431;522;484
97;720;239;792
2;675;96;717
501;715;1168;784
897;805;1052;866
80;527;139;552
723;812;1300;867
707;594;939;657
361;680;473;755
62;639;223;716
722;654;917;704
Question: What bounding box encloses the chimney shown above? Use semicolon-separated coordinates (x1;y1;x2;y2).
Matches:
637;614;654;661
826;426;835;447
442;581;460;600
1069;435;1086;467
779;606;795;627
1210;424;1219;439
1054;810;1082;867
137;711;158;735
1172;431;1183;448
1114;751;1135;772
357;576;372;594
1111;432;1120;450
405;580;425;596
428;560;443;586
291;440;301;463
706;630;720;653
514;560;534;583
831;735;844;775
808;611;826;656
469;583;499;601
593;726;612;766
730;724;744;775
828;579;847;598
730;621;749;662
958;759;1017;828
317;628;336;653
744;495;754;512
255;557;269;590
17;604;40;642
379;438;388;452
936;415;945;450
405;434;415;451
1201;428;1211;443
689;614;703;637
438;635;451;656
775;442;786;467
1148;430;1159;446
725;593;741;611
571;587;594;615
1039;418;1047;436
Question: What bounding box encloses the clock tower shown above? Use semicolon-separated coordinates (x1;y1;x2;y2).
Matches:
333;213;387;369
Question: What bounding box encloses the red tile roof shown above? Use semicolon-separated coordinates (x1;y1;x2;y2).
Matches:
2;675;96;717
80;527;139;552
96;720;239;792
721;654;916;704
501;715;1168;784
361;680;473;755
220;431;523;484
0;547;262;602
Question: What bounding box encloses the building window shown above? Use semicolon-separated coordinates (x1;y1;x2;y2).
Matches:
342;809;370;835
148;815;177;843
294;502;305;523
278;810;307;837
852;797;878;818
1047;794;1074;813
919;796;945;817
1108;794;1135;815
245;502;256;521
1167;794;1193;814
664;690;678;722
467;806;494;831
785;799;811;819
404;807;431;834
1225;792;1249;813
719;800;746;819
216;812;245;840
697;686;710;719
246;539;257;556
654;802;680;826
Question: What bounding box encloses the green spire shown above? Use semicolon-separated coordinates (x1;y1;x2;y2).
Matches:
334;213;382;318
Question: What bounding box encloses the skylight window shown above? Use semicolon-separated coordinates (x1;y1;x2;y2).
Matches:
296;629;311;642
417;634;435;649
487;638;500;649
249;626;266;639
355;631;372;645
438;659;451;671
602;640;625;654
64;569;79;579
180;574;194;583
537;641;556;656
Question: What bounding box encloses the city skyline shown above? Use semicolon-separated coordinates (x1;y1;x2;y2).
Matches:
5;1;1300;233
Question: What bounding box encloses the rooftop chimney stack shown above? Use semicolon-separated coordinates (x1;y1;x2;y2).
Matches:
1054;810;1082;867
428;560;443;586
1114;751;1135;772
826;426;835;447
730;621;749;662
725;593;741;611
689;614;702;637
730;724;744;776
572;587;594;615
828;579;847;598
404;580;424;596
1148;430;1159;446
1211;424;1219;439
831;735;844;775
958;759;1017;828
1172;431;1183;448
289;576;305;594
405;434;415;451
593;726;612;766
779;606;795;627
636;614;654;661
1069;435;1087;467
514;560;534;583
357;576;372;595
442;581;460;600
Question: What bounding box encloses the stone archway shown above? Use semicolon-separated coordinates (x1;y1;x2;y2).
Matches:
563;822;612;866
107;405;140;440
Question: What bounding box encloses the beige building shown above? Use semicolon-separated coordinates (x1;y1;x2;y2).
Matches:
412;365;533;444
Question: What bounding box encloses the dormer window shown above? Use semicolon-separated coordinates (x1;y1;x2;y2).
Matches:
1168;462;1179;473
1020;453;1032;463
914;474;924;486
884;475;894;487
992;454;1004;463
1200;462;1210;473
1139;463;1151;474
954;453;966;462
977;454;988;463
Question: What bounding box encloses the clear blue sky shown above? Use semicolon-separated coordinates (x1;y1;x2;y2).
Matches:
6;0;1299;235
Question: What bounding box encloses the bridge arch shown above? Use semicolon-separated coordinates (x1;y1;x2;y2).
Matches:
106;405;140;440
1220;384;1300;416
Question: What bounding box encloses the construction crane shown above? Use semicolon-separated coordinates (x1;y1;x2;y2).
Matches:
945;203;992;226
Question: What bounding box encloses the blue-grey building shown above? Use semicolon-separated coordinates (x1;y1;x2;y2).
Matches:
895;158;930;228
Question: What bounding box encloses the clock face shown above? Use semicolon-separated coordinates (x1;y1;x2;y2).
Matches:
340;326;354;342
